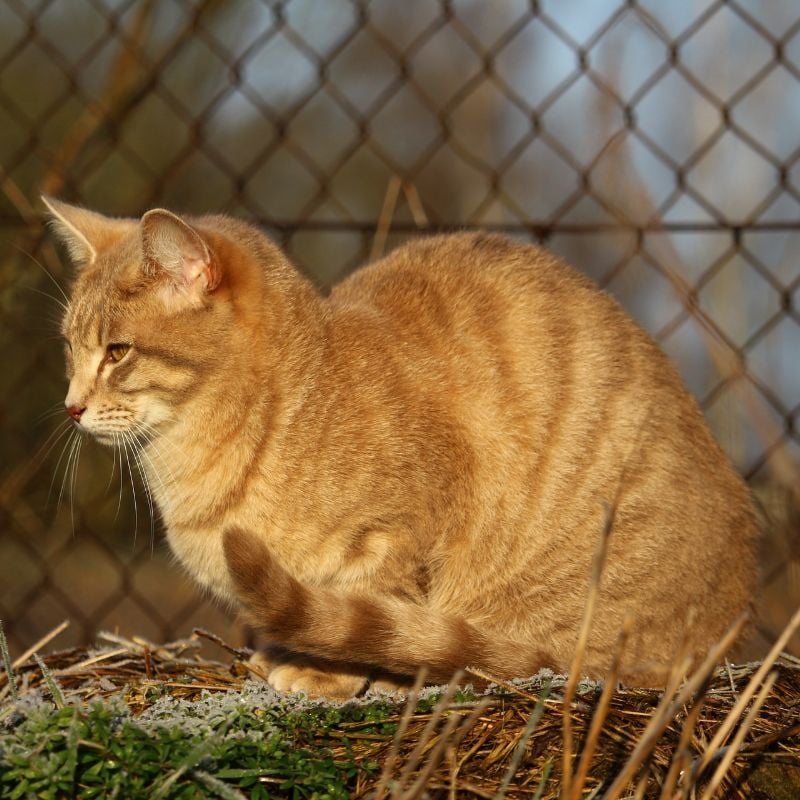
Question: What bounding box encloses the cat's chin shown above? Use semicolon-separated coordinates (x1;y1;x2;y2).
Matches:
88;431;118;446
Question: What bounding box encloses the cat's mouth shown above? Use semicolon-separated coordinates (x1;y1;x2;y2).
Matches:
69;404;145;445
73;419;136;446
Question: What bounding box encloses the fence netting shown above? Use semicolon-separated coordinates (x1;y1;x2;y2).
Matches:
0;0;798;656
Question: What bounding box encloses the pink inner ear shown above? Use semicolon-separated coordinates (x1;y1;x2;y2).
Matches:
142;210;217;293
184;249;220;293
182;250;210;287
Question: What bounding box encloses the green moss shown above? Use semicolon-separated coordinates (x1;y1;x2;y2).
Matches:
0;696;394;799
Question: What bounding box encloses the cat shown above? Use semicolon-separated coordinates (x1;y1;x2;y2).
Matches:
45;196;759;698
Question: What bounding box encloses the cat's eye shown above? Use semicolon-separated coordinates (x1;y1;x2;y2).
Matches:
107;343;131;363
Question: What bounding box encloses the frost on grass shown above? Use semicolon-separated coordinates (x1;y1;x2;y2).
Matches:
2;667;572;744
3;631;799;799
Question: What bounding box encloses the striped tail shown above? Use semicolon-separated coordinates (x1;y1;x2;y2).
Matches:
222;527;553;684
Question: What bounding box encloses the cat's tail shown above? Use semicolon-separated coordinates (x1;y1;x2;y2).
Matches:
222;526;553;683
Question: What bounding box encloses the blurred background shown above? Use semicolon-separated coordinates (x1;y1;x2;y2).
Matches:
0;0;798;659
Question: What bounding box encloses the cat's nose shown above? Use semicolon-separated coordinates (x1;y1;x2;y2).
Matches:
66;405;86;422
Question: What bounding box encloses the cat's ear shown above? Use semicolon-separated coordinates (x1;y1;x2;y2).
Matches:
42;195;132;267
140;210;219;302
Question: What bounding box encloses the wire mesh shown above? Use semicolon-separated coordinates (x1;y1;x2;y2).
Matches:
0;0;798;656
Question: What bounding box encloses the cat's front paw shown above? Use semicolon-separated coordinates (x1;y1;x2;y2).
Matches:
370;677;412;695
267;663;367;699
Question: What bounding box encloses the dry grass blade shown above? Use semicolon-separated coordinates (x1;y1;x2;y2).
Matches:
569;618;632;800
399;699;490;800
191;627;250;659
496;681;552;799
12;620;69;669
611;135;800;492
533;759;554;800
373;668;428;800
34;654;66;709
370;176;402;262
56;648;130;674
740;718;800;754
150;736;220;800
193;770;248;800
562;505;614;800
602;614;747;800
663;609;696;702
0;621;17;702
697;670;779;800
653;628;697;799
724;658;738;697
402;182;428;228
659;679;710;800
370;177;429;262
242;658;270;682
0;175;32;219
39;0;155;198
694;604;800;779
464;667;553;706
393;674;464;792
632;767;652;800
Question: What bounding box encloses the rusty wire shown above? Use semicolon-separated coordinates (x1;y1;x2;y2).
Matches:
0;0;798;655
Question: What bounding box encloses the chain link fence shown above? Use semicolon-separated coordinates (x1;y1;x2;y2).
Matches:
1;0;798;658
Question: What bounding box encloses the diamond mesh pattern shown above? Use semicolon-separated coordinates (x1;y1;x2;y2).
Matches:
0;0;798;655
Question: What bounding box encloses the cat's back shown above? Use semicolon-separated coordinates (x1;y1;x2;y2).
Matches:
328;231;664;396
325;230;754;540
329;232;651;349
330;231;592;318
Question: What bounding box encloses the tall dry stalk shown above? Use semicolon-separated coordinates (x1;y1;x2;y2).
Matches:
371;177;429;262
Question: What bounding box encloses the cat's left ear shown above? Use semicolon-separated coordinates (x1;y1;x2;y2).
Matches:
42;195;134;267
140;210;220;302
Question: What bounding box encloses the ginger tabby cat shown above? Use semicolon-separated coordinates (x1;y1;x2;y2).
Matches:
46;197;758;698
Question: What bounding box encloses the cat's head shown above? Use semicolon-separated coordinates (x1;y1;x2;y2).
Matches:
45;197;248;446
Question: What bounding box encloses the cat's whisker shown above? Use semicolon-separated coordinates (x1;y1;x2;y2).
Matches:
132;422;177;490
33;419;73;471
56;431;81;514
35;404;68;425
48;427;77;508
112;433;124;523
68;434;83;536
135;419;181;460
35;411;71;431
64;434;81;522
10;241;70;306
23;285;70;316
119;431;139;546
128;421;173;471
135;435;171;495
135;437;159;554
122;429;156;551
105;435;118;493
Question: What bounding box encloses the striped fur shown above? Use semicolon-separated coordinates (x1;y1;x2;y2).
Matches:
49;198;760;697
223;526;556;684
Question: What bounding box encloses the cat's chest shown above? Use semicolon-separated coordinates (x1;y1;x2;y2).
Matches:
156;458;382;599
166;525;235;602
164;513;377;604
163;510;328;603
